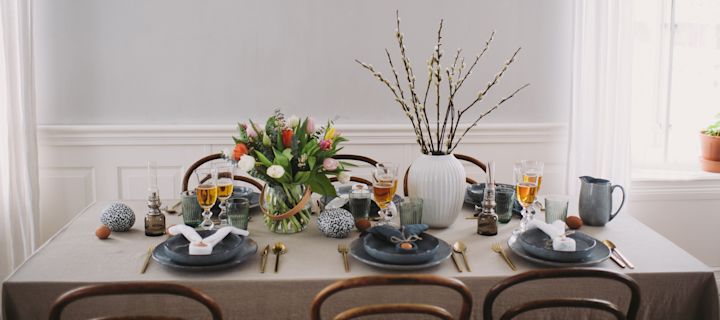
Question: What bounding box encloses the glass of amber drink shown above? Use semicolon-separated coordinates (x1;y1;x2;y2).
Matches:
372;162;398;225
514;160;543;234
216;166;235;227
195;168;218;230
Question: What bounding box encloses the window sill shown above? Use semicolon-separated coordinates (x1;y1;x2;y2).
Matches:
631;165;720;201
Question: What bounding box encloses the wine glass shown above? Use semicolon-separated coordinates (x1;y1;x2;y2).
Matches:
216;165;235;227
372;162;398;225
520;160;544;215
513;161;542;234
195;167;218;230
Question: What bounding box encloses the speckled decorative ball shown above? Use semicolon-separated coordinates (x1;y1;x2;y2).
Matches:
100;202;136;232
317;208;355;238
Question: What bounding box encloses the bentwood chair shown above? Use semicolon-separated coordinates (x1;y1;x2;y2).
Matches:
483;268;641;320
181;152;263;192
48;282;223;320
310;274;473;320
329;154;379;186
403;153;487;196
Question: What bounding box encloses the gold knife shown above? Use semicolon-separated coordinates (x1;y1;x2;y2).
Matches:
260;244;270;273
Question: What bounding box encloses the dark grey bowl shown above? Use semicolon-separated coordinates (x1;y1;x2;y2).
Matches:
518;229;597;262
162;230;245;266
465;183;522;215
362;233;439;265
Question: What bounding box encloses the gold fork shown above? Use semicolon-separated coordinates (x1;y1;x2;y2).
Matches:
491;242;517;271
337;243;350;272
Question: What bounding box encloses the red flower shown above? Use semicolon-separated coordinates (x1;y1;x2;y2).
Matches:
319;139;332;151
282;129;294;148
233;143;248;161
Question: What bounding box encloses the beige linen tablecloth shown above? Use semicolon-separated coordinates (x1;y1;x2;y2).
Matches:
3;201;718;319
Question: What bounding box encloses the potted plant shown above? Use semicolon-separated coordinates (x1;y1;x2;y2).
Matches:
700;114;720;173
356;12;528;227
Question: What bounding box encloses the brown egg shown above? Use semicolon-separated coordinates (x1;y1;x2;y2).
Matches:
355;219;371;232
566;216;583;229
399;242;413;250
95;225;111;239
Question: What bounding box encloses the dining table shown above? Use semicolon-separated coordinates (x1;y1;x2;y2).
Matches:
3;200;718;320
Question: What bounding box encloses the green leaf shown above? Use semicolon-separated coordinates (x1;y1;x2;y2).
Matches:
308;174;337;197
308;156;317;170
282;148;293;160
255;151;273;167
273;148;290;167
294;171;311;184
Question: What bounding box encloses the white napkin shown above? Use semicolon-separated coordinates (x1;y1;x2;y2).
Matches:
168;225;250;255
527;220;576;252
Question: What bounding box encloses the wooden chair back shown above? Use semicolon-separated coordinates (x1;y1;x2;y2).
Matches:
48;282;223;320
483;268;641;320
329;154;379;186
403;153;487;196
181;153;263;192
310;274;473;320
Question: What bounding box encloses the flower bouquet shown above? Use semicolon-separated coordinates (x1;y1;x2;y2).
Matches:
232;110;349;233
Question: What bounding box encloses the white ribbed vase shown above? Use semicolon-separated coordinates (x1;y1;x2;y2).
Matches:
407;154;465;228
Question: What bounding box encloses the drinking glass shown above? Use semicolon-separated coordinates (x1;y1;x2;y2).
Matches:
227;197;250;230
216;165;235;227
349;187;372;222
520;160;544;214
372;162;398;225
195;167;218;230
513;161;542;234
399;197;423;226
495;186;516;224
544;195;569;223
181;190;203;228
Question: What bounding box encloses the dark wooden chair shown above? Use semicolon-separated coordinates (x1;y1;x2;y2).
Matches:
483;268;641;320
181;153;263;192
403;153;487;196
310;274;473;320
329;154;379;186
48;282;223;320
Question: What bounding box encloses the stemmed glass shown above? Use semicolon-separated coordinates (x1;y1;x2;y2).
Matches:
372;162;398;225
513;160;543;234
216;166;235;227
521;160;544;214
195;167;218;230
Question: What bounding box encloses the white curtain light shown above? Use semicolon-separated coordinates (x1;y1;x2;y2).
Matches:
0;0;39;281
566;0;634;211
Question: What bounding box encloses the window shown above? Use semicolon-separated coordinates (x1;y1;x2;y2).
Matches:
631;0;720;172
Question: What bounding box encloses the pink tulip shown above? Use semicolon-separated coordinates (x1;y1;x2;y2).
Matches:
319;139;332;151
247;126;257;138
323;158;339;171
306;117;315;134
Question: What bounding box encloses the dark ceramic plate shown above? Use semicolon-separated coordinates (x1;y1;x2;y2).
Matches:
508;234;610;267
162;230;245;266
350;237;452;270
363;233;439;265
324;185;402;219
465;183;522;216
518;229;597;262
153;237;258;271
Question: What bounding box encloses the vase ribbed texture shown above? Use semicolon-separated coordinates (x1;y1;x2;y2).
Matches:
407;154;465;228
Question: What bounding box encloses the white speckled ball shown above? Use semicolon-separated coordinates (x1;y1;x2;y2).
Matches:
100;202;136;232
317;208;355;238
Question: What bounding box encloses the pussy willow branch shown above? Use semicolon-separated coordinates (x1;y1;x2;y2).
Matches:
355;60;426;152
440;49;462;152
385;49;427;151
434;19;444;152
449;83;530;152
396;10;433;152
448;45;520;150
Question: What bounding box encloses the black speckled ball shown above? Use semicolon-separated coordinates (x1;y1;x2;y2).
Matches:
317;208;355;238
100;202;136;232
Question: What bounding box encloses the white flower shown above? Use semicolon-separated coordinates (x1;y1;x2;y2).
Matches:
266;165;285;179
288;115;300;128
237;155;256;172
337;171;351;184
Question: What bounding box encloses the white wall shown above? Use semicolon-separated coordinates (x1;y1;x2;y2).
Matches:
34;0;572;125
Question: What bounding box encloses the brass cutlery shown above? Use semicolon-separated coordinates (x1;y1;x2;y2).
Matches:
337;243;350;272
140;245;154;274
450;252;463;272
260;244;270;273
491;242;517;271
273;242;287;273
452;241;472;272
603;240;634;269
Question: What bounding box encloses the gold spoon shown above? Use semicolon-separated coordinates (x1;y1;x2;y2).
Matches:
603;240;634;269
452;241;471;272
273;242;287;273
